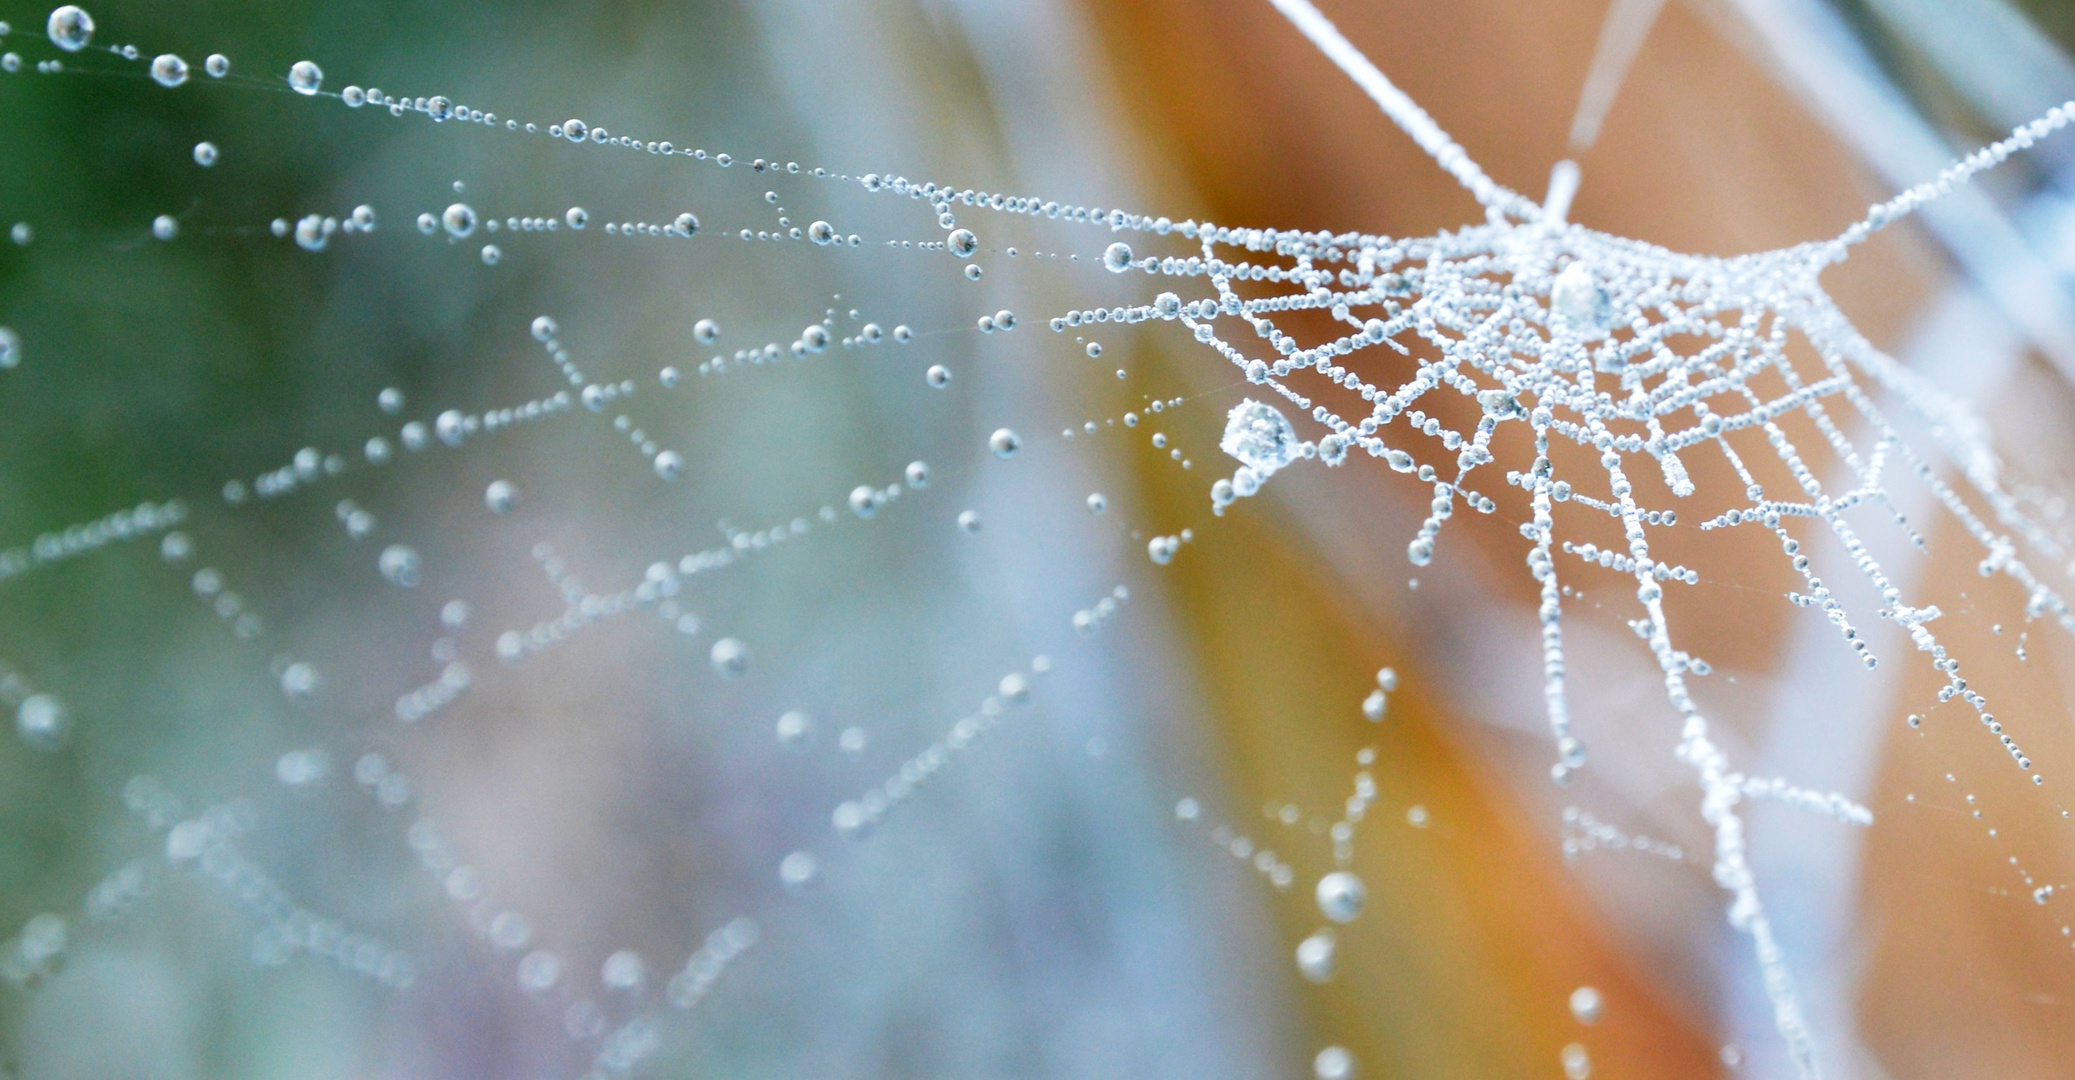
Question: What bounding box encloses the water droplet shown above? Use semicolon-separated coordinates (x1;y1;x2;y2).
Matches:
149;53;187;88
16;693;67;750
151;214;177;241
776;710;816;750
0;326;19;369
378;544;422;588
905;461;930;489
894;325;913;343
709;637;750;677
191;141;217;166
294;214;329;251
1314;1046;1357;1080
963;264;983;281
287;59;323;96
1560;1042;1591;1080
948;229;978;257
989;428;1021;459
1103;242;1133;272
925;365;951;388
484;480;517;514
377;387;404;414
674;212;699;237
518;950;562;992
203;53;228;78
653;450;683;480
694;318;719;344
1087;493;1107;514
425;95;452;122
479;244;500;266
565;206;587;229
442;203;477;238
279;661;318;698
1569;985;1603;1025
1220;399;1300;477
957;510;981;533
808;220;835;245
1085;342;1103;358
45;6;92;52
1295;932;1336;982
601;949;645;991
1315;871;1366;923
1551;262;1612;337
778;850;818;892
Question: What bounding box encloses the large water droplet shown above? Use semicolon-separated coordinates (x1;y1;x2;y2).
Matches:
287;59;323;96
1313;1046;1357;1080
1219;399;1300;477
775;710;815;750
442;203;477;239
1295;932;1335;982
989;428;1020;459
709;637;750;677
1315;871;1366;923
778;850;818;892
45;6;92;52
149;53;188;88
1551;262;1612;338
948;229;978;258
1569;985;1603;1025
1103;242;1133;272
16;693;68;750
378;544;422;588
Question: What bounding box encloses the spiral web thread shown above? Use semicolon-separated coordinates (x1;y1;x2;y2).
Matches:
3;1;2075;1076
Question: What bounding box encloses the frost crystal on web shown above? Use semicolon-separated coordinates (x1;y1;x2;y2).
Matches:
1219;399;1303;478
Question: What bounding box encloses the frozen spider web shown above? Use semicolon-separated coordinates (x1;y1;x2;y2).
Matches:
1074;0;2075;1073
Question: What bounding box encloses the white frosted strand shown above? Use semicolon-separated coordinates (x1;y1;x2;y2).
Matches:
831;657;1058;840
1647;599;1822;1079
1173;793;1303;893
0;500;187;584
1833;99;2075;251
495;475;915;665
1262;0;1541;219
129;788;414;988
1734;775;1873;826
1560;806;1687;862
1566;0;1671;153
